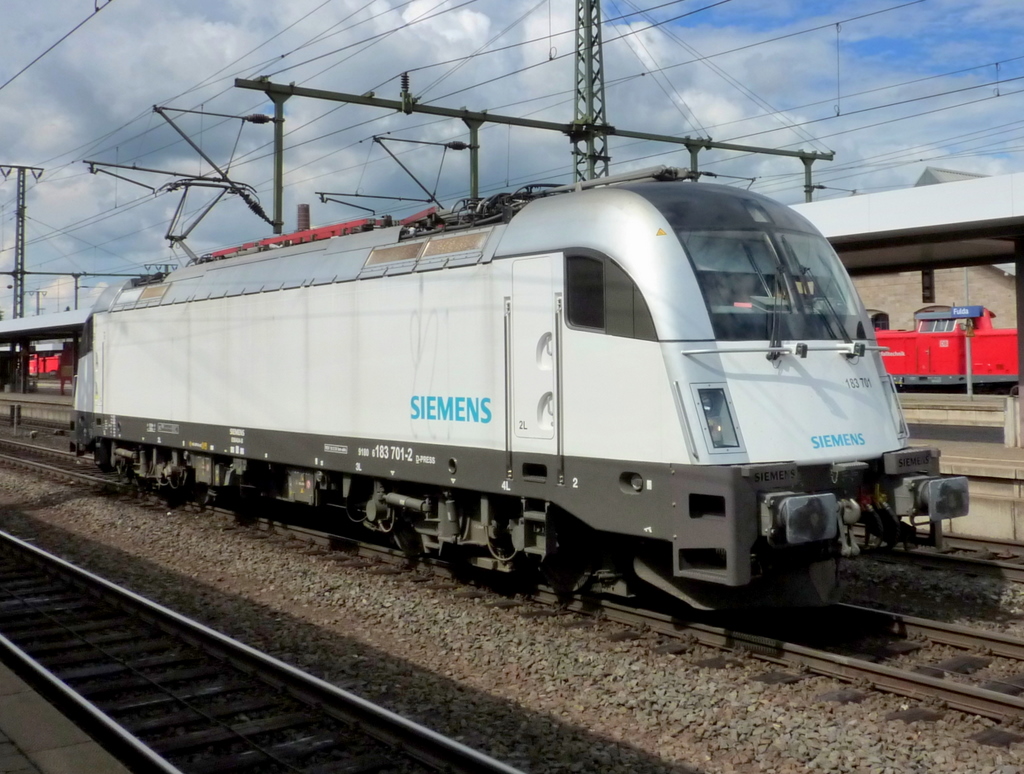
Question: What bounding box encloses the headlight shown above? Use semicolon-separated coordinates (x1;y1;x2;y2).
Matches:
764;492;839;546
917;476;969;521
888;474;970;521
697;388;740;449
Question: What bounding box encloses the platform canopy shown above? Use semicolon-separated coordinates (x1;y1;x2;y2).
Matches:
0;308;89;344
791;171;1024;276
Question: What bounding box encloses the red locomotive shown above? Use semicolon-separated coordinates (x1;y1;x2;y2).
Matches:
28;354;60;376
875;305;1018;391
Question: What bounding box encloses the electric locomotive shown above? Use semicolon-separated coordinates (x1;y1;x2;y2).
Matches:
71;167;969;608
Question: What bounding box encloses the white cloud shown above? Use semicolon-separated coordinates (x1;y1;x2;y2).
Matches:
0;0;1020;316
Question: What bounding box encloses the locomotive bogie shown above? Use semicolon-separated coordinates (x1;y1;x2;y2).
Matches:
71;177;971;608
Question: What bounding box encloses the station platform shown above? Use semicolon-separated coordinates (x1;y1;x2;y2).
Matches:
0;661;130;774
0;388;73;430
926;436;1024;467
0;391;72;405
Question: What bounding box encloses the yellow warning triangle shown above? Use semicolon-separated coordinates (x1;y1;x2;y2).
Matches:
656;228;667;236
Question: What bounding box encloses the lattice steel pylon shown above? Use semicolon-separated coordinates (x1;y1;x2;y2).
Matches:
0;165;44;319
572;0;610;181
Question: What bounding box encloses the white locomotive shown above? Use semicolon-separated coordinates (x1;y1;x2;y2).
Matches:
72;167;968;608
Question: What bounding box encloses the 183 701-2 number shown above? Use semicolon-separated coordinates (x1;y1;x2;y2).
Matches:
367;444;413;462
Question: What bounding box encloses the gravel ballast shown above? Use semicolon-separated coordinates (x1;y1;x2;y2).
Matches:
0;468;1022;774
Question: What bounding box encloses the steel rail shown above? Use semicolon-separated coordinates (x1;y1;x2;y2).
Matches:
838;603;1024;660
852;525;1024;584
918;531;1024;556
874;549;1024;584
0;437;78;459
0;529;525;774
0;449;115;488
545;595;1024;721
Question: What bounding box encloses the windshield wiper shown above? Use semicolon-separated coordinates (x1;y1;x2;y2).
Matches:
739;243;785;361
797;266;868;358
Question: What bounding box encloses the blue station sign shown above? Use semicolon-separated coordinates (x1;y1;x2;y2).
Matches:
950;305;984;318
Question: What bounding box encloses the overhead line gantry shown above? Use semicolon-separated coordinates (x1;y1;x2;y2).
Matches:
236;76;834;234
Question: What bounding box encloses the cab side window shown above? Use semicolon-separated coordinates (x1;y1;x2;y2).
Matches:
80;318;93;356
566;255;604;329
565;254;657;341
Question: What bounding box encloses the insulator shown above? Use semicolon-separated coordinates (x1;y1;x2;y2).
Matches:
244;114;273;124
247;199;269;221
445;141;470;151
401;72;410;92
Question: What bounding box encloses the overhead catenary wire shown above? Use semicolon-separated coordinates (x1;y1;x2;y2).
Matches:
4;0;422;198
427;0;736;104
614;0;825;151
215;0;738;179
0;1;733;290
33;71;1021;253
753;118;1024;198
366;0;696;92
653;53;1024;141
73;0;962;204
607;0;708;137
0;0;118;97
23;0;1009;199
6;0;1024;278
604;84;1024;199
599;73;1024;187
417;0;549;98
0;0;933;197
61;0;481;180
261;0;483;80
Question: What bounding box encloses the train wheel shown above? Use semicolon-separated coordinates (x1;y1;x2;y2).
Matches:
392;518;424;557
94;441;114;473
192;483;213;510
113;457;132;483
540;508;597;594
541;552;594;594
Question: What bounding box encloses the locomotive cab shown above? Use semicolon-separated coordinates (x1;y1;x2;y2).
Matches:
504;180;968;607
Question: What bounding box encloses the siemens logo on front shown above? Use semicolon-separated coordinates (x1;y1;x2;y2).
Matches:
411;396;492;423
811;433;866;449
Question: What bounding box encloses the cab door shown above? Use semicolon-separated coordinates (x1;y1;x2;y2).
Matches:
509;255;562;461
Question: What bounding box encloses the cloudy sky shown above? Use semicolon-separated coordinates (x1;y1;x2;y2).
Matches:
0;0;1021;315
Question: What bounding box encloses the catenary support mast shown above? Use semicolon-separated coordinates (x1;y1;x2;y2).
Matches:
573;0;609;180
1;165;44;319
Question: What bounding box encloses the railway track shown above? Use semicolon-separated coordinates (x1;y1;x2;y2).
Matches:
227;524;1024;733
870;530;1024;584
583;598;1024;728
269;530;1024;734
0;528;524;774
5;439;1024;744
214;514;1024;730
0;436;116;485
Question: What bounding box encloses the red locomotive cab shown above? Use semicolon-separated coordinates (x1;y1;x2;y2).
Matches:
875;305;1019;391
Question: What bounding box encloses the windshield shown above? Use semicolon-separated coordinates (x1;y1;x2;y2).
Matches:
678;228;864;342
